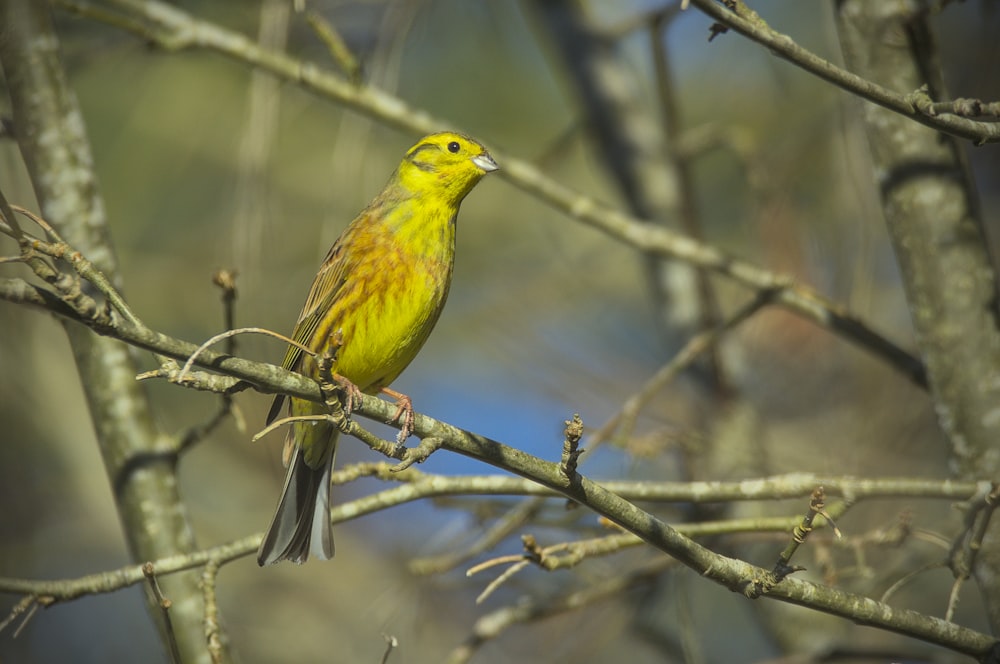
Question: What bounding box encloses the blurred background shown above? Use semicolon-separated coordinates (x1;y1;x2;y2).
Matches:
1;1;999;662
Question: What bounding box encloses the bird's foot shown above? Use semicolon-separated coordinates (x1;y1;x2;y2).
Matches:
381;386;415;444
334;374;364;415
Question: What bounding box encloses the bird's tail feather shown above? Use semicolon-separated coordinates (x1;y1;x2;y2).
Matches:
257;427;337;566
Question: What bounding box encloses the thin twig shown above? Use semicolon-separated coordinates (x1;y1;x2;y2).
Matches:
172;270;243;452
945;483;1000;621
379;633;399;664
202;560;224;664
774;486;845;581
448;559;677;664
0;596;44;638
612;291;772;445
474;561;530;605
12;204;145;327
650;5;729;391
881;561;947;605
177;327;311;384
143;563;180;664
409;497;544;576
305;11;362;83
252;413;332;442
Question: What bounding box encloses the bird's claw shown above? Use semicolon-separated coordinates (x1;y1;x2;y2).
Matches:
334;375;364;415
387;392;415;444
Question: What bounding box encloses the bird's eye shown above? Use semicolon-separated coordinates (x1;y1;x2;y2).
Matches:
447;141;460;154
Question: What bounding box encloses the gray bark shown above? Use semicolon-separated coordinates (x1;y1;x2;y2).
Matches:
835;0;1000;633
0;1;233;660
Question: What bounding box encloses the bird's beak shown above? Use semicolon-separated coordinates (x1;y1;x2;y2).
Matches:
472;153;499;173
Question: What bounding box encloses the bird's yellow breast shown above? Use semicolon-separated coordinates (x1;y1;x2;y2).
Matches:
316;210;456;393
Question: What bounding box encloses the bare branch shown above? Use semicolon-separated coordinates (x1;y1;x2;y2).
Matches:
54;0;929;388
448;560;676;664
201;560;224;664
687;0;1000;144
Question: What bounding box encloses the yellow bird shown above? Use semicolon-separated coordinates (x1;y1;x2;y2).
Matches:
258;132;498;565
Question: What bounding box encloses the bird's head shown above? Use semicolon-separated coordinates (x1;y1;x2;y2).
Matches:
397;132;499;204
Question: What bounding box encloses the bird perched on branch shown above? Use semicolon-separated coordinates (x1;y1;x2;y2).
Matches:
258;132;498;565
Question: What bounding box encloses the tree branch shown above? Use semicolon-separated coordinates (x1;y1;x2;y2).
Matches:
688;0;1000;144
54;0;929;389
1;467;991;652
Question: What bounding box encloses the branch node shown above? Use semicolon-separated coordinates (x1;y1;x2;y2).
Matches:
521;533;544;565
391;436;443;471
742;571;778;599
559;413;585;481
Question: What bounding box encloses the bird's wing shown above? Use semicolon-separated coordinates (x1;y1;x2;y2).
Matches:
266;213;367;424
